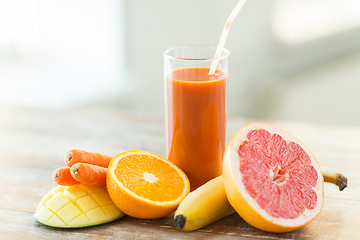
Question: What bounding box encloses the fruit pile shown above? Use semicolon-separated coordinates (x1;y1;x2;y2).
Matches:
34;123;347;232
35;149;190;228
34;149;121;228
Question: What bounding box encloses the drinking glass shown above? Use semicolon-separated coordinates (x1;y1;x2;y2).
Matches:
164;45;229;190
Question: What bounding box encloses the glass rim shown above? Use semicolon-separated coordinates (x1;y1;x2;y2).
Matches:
163;45;230;61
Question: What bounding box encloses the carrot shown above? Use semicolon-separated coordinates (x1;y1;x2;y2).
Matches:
65;149;113;168
70;163;107;187
53;167;80;186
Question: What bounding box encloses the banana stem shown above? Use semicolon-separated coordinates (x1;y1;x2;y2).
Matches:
322;171;348;191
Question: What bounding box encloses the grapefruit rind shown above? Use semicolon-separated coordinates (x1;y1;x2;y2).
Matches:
223;123;324;233
106;150;190;219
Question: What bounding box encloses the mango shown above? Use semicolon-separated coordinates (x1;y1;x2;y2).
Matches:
34;184;125;228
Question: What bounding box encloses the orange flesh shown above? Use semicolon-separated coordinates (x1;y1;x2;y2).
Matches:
114;154;185;202
166;67;227;190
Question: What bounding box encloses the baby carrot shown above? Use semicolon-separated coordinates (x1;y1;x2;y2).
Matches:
65;149;113;168
53;167;80;186
70;163;107;187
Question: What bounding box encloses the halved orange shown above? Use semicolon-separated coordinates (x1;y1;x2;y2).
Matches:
223;123;324;232
106;150;190;219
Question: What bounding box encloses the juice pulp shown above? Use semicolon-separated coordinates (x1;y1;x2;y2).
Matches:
166;67;227;190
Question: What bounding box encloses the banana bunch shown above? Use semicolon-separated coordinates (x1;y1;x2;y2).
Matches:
174;171;347;231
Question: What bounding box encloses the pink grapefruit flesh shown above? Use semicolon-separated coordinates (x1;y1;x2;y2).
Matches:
223;123;324;233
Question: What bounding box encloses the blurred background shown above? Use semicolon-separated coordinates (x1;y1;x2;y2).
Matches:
1;0;360;126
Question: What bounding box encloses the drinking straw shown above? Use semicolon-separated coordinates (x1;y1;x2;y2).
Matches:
209;0;248;75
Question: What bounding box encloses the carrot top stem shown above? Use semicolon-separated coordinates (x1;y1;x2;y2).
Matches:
65;151;73;164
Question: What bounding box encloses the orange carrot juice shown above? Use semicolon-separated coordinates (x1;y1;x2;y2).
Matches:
166;67;227;190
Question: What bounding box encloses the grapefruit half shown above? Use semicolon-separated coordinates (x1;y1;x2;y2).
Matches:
223;123;324;233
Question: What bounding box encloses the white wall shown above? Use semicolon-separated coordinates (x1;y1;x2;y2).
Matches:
2;0;360;126
0;0;126;108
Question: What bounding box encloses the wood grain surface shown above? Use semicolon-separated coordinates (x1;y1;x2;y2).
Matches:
0;106;359;240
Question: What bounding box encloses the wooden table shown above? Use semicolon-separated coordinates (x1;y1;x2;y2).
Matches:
1;106;359;239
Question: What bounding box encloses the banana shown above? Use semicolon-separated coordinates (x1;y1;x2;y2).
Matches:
323;171;348;191
174;171;347;231
174;175;235;231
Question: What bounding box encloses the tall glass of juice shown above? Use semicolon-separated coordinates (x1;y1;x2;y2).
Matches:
164;46;229;190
